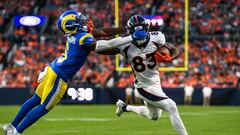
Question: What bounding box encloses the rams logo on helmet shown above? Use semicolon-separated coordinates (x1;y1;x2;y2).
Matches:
57;10;87;36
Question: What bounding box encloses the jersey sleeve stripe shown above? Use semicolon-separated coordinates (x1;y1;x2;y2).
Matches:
152;41;160;49
79;34;93;45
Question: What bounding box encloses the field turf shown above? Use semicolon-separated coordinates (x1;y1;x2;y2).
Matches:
0;105;240;135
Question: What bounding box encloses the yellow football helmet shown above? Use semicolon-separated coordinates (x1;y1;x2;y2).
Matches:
57;10;87;36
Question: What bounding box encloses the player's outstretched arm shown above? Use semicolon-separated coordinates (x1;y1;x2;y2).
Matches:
92;27;127;38
95;28;149;54
84;35;132;52
95;36;133;52
84;29;147;54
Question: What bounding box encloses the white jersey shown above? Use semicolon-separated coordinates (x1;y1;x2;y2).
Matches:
118;31;166;88
202;86;212;97
184;85;194;96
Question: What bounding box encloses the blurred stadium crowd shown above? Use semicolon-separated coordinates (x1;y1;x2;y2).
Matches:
0;0;239;88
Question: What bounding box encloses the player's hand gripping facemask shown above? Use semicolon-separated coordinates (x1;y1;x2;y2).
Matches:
127;15;149;46
86;18;94;33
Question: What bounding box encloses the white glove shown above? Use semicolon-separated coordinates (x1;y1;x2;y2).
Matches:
37;66;48;83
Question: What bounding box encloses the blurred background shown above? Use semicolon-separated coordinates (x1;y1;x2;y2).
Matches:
0;0;239;105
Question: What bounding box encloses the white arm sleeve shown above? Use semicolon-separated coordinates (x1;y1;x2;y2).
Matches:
156;31;165;45
95;36;132;52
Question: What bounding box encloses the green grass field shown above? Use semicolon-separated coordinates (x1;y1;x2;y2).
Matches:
0;105;240;135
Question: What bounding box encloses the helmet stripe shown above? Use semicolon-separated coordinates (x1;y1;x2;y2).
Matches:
134;15;138;24
60;10;78;18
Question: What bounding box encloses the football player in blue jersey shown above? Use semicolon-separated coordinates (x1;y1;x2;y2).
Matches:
3;10;148;135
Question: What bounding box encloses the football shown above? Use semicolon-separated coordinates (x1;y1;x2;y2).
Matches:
154;46;172;62
159;46;171;56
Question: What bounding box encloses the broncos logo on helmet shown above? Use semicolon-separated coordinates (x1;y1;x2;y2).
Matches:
57;10;88;36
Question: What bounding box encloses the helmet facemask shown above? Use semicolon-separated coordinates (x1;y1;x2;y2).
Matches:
75;12;88;33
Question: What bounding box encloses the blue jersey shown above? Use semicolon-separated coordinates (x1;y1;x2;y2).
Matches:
50;32;94;82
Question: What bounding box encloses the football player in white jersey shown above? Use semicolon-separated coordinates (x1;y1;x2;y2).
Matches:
111;15;188;135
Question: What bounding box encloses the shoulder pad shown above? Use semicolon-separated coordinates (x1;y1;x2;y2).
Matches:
150;31;165;45
79;33;94;46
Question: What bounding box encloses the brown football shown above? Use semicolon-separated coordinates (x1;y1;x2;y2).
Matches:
158;47;171;56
